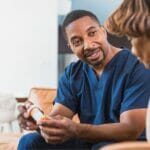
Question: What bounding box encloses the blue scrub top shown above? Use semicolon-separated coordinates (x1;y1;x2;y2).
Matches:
55;48;150;140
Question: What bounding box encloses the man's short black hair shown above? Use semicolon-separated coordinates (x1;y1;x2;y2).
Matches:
62;10;100;40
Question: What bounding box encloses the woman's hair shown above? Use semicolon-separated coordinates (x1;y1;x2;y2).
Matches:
105;0;150;38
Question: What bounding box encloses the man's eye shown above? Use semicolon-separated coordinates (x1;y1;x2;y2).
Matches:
88;31;97;36
72;39;82;47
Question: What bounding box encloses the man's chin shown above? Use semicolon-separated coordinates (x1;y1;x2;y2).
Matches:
85;50;106;67
87;59;104;67
93;60;104;67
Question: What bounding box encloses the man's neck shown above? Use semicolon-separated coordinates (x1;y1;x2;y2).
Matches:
93;45;121;76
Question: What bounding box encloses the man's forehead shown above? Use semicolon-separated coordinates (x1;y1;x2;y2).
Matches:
65;16;99;33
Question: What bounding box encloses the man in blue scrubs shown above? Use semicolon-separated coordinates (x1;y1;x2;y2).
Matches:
18;10;150;149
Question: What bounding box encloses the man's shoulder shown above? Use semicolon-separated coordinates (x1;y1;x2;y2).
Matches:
62;60;86;78
116;48;150;82
117;48;135;62
115;48;144;71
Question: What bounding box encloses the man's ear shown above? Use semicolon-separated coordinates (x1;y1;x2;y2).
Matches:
100;25;107;37
67;43;71;48
100;25;107;34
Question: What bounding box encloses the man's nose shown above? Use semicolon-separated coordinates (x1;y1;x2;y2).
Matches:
84;38;95;50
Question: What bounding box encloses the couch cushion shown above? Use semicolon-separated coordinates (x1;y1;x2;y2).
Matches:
28;88;56;115
28;87;79;123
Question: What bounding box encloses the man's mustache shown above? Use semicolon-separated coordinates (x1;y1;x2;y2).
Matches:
84;48;101;57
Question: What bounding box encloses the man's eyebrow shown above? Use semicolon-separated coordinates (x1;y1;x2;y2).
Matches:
86;26;97;32
70;36;80;42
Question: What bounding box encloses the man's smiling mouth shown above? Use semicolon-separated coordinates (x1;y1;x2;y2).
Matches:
85;48;102;61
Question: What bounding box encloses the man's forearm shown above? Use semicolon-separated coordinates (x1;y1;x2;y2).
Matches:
75;123;140;142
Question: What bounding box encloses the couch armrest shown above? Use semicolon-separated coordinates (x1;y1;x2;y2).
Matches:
100;141;150;150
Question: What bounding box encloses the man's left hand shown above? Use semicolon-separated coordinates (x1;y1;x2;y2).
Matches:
37;115;77;144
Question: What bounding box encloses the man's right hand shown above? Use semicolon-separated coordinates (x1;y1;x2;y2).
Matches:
17;101;38;131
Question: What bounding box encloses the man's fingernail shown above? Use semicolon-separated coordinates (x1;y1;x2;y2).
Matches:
24;112;28;118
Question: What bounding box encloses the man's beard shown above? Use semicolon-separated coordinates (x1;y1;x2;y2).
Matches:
84;48;106;67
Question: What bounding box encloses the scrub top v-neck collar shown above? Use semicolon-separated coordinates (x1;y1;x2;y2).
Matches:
83;49;126;89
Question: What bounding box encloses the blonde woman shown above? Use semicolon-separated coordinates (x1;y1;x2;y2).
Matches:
105;0;150;141
105;0;150;69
